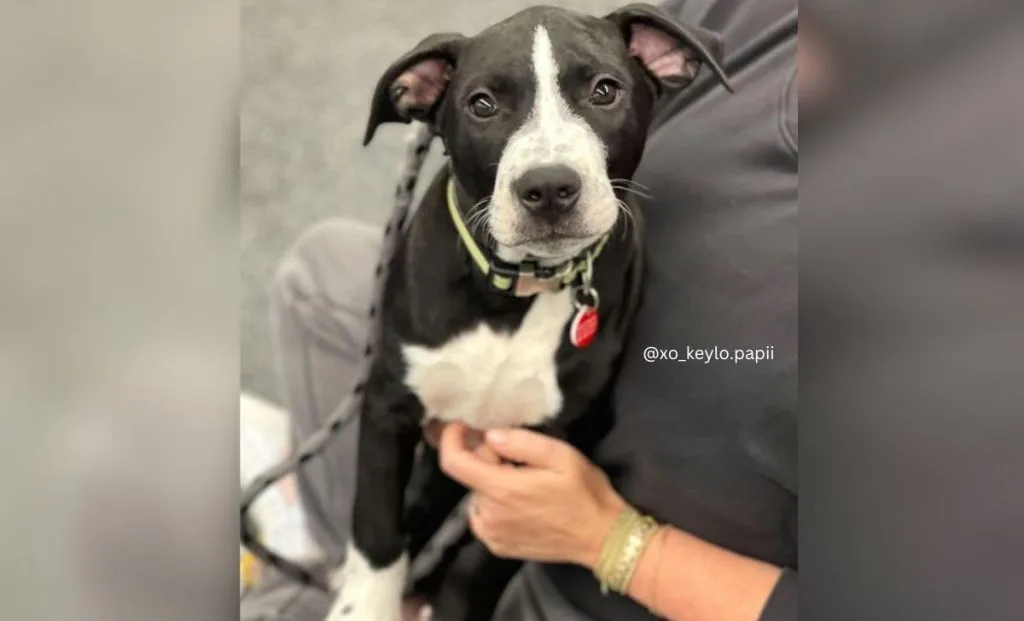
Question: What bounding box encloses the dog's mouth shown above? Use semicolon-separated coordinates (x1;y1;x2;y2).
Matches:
501;204;619;246
504;229;598;248
487;182;622;264
498;227;608;262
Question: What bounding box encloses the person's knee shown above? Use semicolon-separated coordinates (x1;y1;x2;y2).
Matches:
271;218;383;321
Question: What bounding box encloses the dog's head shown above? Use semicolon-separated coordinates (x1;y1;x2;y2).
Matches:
364;3;729;263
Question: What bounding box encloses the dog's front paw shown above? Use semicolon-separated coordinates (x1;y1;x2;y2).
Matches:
324;546;409;621
325;589;403;621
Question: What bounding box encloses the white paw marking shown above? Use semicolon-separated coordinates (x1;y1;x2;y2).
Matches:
325;543;408;621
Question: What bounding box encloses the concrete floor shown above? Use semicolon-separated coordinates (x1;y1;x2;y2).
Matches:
241;0;622;401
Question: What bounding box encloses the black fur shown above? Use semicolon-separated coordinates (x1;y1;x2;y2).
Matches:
349;5;728;620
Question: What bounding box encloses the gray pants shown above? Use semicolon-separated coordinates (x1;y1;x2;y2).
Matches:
241;219;590;621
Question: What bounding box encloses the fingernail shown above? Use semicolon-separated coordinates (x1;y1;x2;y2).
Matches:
486;430;507;444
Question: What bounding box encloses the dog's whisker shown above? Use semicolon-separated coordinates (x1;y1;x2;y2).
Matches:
614;189;654;201
464;196;490;215
468;195;491;213
611;184;653;200
615;199;637;242
463;196;492;237
467;215;489;237
609;180;647;189
610;177;652;192
465;208;487;226
466;215;486;237
468;215;492;239
610;179;654;198
616;204;629;243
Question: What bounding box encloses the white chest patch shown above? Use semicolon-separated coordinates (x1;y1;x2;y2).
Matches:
402;288;574;430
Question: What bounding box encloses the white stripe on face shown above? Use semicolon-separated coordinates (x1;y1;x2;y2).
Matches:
488;25;618;263
530;23;574;137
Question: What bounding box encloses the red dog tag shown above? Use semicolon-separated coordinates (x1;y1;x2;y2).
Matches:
569;306;599;348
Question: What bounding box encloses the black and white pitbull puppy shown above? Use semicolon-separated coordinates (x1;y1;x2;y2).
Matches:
328;4;729;620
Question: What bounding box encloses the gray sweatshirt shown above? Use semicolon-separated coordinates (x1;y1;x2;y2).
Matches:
543;1;797;619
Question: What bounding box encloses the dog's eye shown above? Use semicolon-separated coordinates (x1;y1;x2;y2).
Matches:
589;79;620;106
468;93;498;118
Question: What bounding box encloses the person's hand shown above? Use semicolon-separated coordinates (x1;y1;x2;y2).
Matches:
438;422;627;569
400;595;430;621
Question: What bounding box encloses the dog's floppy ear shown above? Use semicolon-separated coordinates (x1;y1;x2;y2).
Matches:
605;3;733;93
363;33;466;146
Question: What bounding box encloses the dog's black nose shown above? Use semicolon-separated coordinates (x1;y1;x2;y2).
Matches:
514;165;582;220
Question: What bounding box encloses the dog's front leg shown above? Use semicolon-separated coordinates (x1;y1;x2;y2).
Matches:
405;445;467;560
326;384;422;621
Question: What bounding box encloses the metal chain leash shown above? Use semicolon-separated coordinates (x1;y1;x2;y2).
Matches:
241;122;436;592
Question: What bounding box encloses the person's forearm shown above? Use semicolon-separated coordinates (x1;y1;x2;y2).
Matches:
621;525;782;621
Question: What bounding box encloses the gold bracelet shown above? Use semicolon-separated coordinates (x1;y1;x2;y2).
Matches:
596;508;638;591
618;516;660;595
594;506;660;595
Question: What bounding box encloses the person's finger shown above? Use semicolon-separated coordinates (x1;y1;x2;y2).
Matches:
422;420;446;449
464;426;486;451
439;422;519;491
401;595;430;621
473;437;502;465
423;422;483;451
484;428;576;470
466;494;485;538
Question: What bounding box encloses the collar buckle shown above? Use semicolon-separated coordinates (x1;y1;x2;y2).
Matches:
487;257;521;293
531;263;558;280
487;258;571;294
